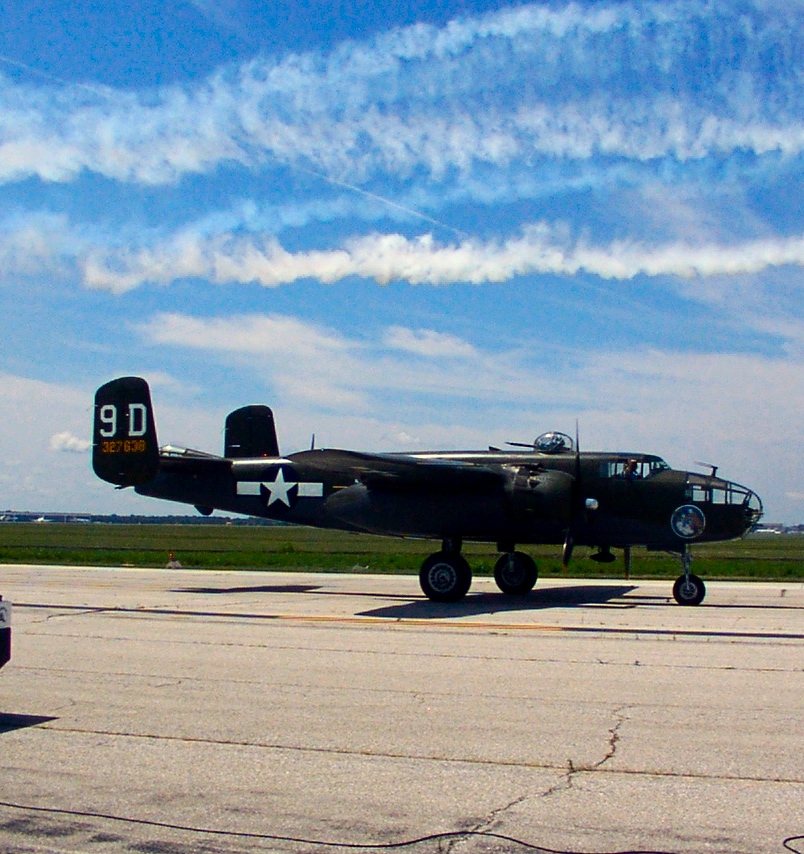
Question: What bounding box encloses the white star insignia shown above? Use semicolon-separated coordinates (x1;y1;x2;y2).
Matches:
264;467;297;508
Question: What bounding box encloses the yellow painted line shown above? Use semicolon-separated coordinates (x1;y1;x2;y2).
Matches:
273;614;565;631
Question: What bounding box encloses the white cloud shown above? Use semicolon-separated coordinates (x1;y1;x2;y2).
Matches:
141;311;353;358
50;431;91;453
384;327;477;359
0;2;800;186
136;311;546;411
0;212;76;279
80;224;804;292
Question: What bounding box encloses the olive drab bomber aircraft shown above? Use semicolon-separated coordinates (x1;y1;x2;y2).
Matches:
93;377;763;606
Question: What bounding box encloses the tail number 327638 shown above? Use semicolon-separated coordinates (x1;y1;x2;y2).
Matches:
99;403;148;453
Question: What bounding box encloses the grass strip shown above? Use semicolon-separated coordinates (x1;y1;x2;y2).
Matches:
0;524;801;580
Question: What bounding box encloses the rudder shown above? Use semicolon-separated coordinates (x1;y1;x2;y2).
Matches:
93;377;160;485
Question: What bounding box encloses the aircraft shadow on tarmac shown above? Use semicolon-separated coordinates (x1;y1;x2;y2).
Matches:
0;714;58;734
170;581;642;618
172;584;323;595
358;584;639;620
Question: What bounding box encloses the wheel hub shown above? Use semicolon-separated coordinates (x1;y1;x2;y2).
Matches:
429;562;457;593
500;556;524;586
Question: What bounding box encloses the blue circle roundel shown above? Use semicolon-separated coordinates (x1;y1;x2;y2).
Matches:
671;504;706;539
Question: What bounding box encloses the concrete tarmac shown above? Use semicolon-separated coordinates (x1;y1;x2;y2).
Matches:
0;564;802;854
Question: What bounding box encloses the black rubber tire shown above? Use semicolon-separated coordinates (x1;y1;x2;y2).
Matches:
672;573;706;606
494;551;538;595
419;552;472;602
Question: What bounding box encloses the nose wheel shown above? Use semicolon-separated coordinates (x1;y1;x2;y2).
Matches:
672;549;706;606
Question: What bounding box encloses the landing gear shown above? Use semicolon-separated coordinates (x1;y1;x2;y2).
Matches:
418;540;539;602
419;542;472;602
494;551;538;595
672;549;706;606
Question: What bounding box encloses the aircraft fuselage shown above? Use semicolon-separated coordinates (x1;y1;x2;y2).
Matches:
137;446;760;554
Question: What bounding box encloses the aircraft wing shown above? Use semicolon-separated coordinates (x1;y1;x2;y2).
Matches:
293;449;505;492
157;445;503;491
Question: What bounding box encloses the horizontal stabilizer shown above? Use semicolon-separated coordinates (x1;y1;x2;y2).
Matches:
159;445;231;475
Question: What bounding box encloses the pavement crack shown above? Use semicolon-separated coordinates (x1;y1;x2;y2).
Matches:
537;706;630;803
538;758;578;799
448;794;532;852
594;705;629;769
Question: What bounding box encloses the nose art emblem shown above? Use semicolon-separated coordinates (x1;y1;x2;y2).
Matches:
671;504;706;539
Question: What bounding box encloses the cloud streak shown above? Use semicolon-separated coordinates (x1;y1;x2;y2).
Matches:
0;2;801;187
80;224;804;291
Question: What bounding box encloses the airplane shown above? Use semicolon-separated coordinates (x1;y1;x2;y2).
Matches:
92;376;763;606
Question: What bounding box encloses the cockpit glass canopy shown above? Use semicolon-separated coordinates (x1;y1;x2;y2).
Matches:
600;457;670;479
535;432;574;453
686;478;763;512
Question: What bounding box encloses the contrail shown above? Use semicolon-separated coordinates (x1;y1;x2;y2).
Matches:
0;53;110;97
286;160;470;240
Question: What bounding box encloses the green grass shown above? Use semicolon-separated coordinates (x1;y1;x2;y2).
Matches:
0;523;801;580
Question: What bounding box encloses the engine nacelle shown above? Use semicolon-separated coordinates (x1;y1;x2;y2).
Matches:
505;466;574;526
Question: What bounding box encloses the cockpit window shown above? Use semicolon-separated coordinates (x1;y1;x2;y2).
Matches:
600;458;669;479
688;481;761;508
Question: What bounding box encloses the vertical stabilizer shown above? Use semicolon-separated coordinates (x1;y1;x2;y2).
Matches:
225;405;279;458
92;377;160;485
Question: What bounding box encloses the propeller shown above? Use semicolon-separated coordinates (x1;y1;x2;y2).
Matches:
562;421;582;568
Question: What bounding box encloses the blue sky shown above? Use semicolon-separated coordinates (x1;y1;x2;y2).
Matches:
0;0;802;523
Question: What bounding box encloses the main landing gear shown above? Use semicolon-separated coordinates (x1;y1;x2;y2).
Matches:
672;547;706;606
418;539;538;602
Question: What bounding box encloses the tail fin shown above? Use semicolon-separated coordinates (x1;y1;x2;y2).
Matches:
224;405;279;458
93;377;160;486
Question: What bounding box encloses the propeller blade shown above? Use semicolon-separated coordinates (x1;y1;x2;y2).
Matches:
562;419;582;568
562;533;574;567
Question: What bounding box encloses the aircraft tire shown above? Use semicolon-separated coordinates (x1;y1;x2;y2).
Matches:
419;552;472;602
494;551;538;595
672;573;706;606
